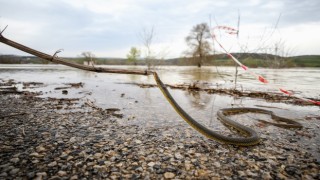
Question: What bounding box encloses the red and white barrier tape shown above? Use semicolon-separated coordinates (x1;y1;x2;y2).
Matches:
211;26;320;106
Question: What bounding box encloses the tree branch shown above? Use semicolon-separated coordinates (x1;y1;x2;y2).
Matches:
0;35;152;75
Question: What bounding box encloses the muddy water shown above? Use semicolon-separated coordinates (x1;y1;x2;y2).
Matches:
0;65;319;125
1;64;320;159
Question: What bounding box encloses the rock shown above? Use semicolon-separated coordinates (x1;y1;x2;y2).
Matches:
246;170;258;177
285;165;300;176
9;168;19;175
276;156;287;161
213;162;221;168
135;140;142;144
70;175;78;180
62;90;68;95
69;137;77;143
116;162;123;167
27;172;35;178
147;162;155;167
262;172;272;180
174;152;183;159
57;170;67;177
67;156;74;161
287;154;294;164
36;145;46;152
48;161;57;167
93;165;105;170
0;172;8;177
36;172;47;179
200;155;208;162
94;153;103;159
276;173;287;179
30;152;43;158
164;172;175;179
185;163;192;170
197;169;209;178
10;157;20;163
238;171;246;177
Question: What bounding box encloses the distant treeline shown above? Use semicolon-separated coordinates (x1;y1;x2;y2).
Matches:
1;53;320;68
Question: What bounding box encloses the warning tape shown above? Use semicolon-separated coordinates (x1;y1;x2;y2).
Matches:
211;26;320;106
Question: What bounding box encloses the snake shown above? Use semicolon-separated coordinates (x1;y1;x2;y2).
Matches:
152;72;303;146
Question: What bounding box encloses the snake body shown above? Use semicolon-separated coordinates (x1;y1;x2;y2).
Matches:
153;72;302;146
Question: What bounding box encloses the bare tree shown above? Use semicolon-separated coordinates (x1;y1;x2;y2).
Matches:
185;23;212;68
81;51;96;66
140;26;155;69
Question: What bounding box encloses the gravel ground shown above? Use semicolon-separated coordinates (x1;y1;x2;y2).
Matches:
0;84;319;179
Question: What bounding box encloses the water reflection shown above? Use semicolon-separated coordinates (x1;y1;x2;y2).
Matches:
188;67;217;82
184;90;212;110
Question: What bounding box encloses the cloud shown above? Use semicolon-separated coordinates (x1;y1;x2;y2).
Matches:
1;0;320;57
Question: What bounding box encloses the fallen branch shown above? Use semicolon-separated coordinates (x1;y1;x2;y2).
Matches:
0;35;152;75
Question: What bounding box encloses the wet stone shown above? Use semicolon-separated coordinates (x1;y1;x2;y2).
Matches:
57;170;67;177
0;172;8;177
27;172;36;178
9;158;19;164
164;172;175;179
285;165;301;176
0;91;319;179
48;161;58;167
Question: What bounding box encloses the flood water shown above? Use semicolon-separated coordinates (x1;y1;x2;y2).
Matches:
1;64;320;158
0;64;319;128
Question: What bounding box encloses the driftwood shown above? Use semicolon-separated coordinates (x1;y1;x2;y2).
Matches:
0;33;152;75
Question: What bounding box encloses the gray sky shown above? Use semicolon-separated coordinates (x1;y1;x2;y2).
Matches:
1;0;320;58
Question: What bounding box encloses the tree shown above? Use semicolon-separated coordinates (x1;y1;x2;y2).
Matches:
127;47;141;65
140;26;155;69
185;23;212;68
81;51;95;66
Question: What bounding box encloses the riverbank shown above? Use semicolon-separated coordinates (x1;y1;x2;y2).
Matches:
0;80;319;179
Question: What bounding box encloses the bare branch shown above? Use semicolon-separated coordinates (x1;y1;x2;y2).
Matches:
0;35;151;75
0;25;8;37
52;49;64;59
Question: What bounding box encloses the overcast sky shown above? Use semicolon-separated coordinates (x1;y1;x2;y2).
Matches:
1;0;319;58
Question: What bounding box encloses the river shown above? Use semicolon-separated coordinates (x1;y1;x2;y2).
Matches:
1;64;320;158
0;65;319;125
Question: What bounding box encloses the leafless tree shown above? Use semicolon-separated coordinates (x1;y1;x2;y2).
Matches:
140;26;155;69
185;23;212;68
81;51;96;66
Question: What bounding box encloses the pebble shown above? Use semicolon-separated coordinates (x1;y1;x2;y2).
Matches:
238;171;246;177
27;172;35;178
174;152;183;159
0;172;8;177
213;162;221;168
0;91;319;179
48;161;57;167
57;170;67;177
185;163;192;170
94;153;103;159
9;168;19;175
164;172;175;179
36;145;46;152
197;169;209;177
262;172;272;179
30;152;43;158
147;162;155;167
135;140;142;144
9;158;19;163
69;137;77;143
36;172;47;179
